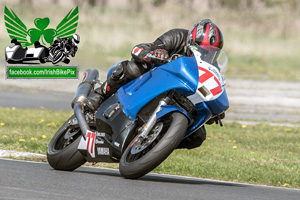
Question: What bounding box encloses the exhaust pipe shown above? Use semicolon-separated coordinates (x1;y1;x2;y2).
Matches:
72;69;99;106
72;69;99;139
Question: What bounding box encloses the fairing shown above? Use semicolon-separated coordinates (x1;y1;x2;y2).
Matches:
118;56;199;120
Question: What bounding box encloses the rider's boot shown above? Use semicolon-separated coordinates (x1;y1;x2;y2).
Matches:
86;61;133;112
85;91;104;112
85;80;112;112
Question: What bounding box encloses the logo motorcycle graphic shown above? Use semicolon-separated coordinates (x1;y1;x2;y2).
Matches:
4;6;79;47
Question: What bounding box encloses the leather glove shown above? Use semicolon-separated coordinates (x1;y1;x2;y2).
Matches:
143;49;169;64
153;49;169;60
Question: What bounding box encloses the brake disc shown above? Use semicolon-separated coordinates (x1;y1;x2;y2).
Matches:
130;122;163;155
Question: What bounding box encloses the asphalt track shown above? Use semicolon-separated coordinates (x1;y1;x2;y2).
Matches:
0;158;299;200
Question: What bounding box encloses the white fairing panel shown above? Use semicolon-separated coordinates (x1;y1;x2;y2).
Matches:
187;45;227;105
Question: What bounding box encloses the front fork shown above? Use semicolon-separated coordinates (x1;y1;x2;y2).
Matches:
139;95;172;138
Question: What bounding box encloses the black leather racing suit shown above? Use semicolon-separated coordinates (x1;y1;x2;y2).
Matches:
97;28;188;98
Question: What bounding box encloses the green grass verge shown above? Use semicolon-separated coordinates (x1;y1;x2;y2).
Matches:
0;107;299;188
0;107;72;154
154;123;300;188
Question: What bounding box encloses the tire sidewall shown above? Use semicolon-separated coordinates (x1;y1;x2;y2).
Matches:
119;112;188;178
47;115;86;171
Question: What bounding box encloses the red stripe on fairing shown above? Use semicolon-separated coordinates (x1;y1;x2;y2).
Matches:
211;76;222;95
198;66;212;83
201;23;211;46
198;67;222;96
213;25;220;47
192;25;197;41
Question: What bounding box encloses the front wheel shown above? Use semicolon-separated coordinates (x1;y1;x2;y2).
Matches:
119;112;188;179
47;115;86;171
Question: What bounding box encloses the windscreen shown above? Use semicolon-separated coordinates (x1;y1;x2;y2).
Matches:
190;45;228;75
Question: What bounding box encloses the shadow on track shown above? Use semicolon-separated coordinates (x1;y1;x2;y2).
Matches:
74;167;245;188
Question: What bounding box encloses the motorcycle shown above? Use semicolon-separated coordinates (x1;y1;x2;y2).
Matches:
47;45;229;179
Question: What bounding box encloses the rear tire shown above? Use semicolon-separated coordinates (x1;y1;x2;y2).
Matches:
47;115;86;171
119;112;188;179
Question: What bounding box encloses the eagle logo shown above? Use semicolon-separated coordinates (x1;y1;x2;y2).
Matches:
4;6;79;47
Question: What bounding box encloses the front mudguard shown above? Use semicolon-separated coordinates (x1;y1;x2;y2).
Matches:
156;105;191;122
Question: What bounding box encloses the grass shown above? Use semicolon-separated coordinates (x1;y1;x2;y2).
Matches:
154;123;300;188
0;107;72;154
0;107;299;188
225;29;300;81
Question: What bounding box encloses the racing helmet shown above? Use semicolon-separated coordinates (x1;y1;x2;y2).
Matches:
186;19;223;52
72;34;80;46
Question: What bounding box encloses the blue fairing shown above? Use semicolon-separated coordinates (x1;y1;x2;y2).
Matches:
185;102;212;137
205;89;229;115
185;89;229;137
118;56;199;120
157;105;191;120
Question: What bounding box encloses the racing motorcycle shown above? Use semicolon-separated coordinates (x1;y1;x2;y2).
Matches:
47;45;229;179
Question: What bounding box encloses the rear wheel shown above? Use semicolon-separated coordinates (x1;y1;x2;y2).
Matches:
47;115;86;171
119;112;188;179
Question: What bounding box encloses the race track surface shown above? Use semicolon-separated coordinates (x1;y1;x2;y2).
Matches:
1;159;299;200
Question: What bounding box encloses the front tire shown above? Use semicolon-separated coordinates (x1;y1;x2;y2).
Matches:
47;115;86;171
119;112;188;179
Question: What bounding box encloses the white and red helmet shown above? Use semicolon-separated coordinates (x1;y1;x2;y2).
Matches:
186;19;223;50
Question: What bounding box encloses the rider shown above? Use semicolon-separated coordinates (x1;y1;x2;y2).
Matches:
48;34;80;64
84;19;225;148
